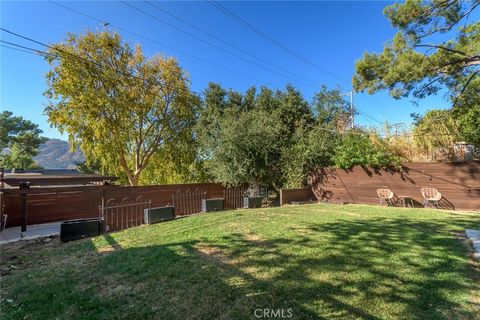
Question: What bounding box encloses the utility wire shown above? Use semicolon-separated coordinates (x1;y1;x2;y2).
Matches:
119;0;318;88
2;36;206;105
207;0;343;83
208;1;395;122
1;28;197;92
2;42;456;139
1;44;43;56
47;0;273;86
142;0;320;87
355;107;384;125
0;40;54;57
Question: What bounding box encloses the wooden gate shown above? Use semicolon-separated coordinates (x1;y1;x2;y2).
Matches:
172;188;205;216
100;196;151;232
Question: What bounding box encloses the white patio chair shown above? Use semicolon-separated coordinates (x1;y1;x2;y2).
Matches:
420;188;442;208
376;188;398;206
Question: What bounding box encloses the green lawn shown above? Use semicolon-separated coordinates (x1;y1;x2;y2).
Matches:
1;203;479;320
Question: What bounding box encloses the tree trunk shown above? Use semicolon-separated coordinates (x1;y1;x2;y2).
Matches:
128;175;139;186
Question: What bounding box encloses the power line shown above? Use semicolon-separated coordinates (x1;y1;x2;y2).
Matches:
1;43;43;56
47;0;273;86
142;0;320;88
1;28;199;92
207;0;396;121
355;105;384;125
207;0;344;83
119;0;318;89
0;40;53;57
1;40;457;140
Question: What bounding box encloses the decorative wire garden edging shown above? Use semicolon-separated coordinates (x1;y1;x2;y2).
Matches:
223;186;247;209
100;196;151;232
172;188;205;216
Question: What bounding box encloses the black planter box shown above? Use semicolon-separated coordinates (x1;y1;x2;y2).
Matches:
144;206;174;224
60;218;104;242
202;198;224;212
243;196;264;209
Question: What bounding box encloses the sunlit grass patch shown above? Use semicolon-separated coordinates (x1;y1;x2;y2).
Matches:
1;203;479;320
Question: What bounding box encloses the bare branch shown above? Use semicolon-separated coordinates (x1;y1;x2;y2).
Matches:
453;69;480;107
414;44;468;56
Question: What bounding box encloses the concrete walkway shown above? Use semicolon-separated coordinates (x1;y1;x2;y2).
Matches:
0;222;61;244
466;229;480;260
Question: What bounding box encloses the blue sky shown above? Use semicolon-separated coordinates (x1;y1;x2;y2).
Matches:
0;1;464;139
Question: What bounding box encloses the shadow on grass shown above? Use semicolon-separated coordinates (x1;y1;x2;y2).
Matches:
1;216;479;320
91;217;478;319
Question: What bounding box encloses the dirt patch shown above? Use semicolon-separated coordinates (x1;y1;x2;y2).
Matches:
195;244;239;266
0;236;60;275
95;275;147;299
97;246;116;255
244;233;271;247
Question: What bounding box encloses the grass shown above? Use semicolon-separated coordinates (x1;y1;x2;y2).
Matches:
1;203;479;320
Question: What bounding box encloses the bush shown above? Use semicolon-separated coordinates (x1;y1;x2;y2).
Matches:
333;130;400;169
282;125;337;188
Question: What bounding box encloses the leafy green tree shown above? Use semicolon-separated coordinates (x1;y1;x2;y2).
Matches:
281;125;337;188
353;0;479;103
205;108;283;188
413;109;461;159
196;83;228;160
455;104;480;148
333;129;400;169
452;76;480;148
256;86;279;112
275;84;314;142
282;86;349;187
0;111;47;169
197;83;315;189
312;85;351;130
44;31;198;185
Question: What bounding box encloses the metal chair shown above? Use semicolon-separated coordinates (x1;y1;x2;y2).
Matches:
420;188;442;208
376;189;398;206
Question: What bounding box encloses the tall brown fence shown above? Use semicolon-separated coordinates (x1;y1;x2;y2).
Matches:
280;188;317;206
307;162;480;211
1;183;227;228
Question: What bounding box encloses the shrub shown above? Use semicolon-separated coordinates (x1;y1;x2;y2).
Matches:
333;130;400;169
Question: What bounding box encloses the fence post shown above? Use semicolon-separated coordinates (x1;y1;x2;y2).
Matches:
101;185;106;219
19;182;30;234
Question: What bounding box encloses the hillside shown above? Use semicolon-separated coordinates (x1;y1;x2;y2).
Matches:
34;139;84;169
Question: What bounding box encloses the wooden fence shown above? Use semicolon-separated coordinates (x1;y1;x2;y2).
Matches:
307;162;480;211
0;183;228;228
280;188;317;205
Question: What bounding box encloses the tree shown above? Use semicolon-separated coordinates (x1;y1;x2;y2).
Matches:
197;83;315;189
205;108;283;188
0;111;47;169
413;109;461;159
353;0;479;103
44;31;198;185
333;129;400;169
454;104;480;148
281;86;349;187
312;85;351;131
281;124;337;188
275;84;314;143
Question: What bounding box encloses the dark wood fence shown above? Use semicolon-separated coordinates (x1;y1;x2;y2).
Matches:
1;183;226;228
280;188;317;205
308;162;480;211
